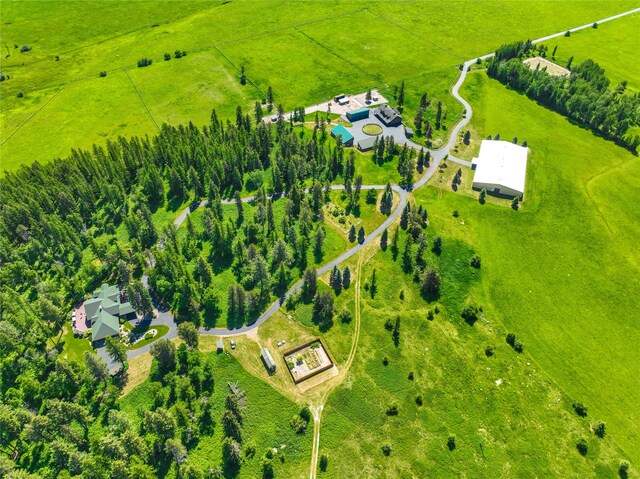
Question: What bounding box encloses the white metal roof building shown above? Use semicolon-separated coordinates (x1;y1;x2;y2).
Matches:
472;140;529;198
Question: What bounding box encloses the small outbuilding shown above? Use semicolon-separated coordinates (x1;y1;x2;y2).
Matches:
404;126;414;138
472;140;529;198
337;97;350;106
216;339;224;353
346;108;369;122
330;124;354;146
334;93;346;102
357;136;377;151
261;347;276;375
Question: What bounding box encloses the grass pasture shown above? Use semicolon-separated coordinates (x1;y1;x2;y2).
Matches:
318;206;632;478
420;72;640;461
3;1;638;171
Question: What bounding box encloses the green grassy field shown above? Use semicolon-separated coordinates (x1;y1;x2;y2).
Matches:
319;219;631;477
431;72;640;459
114;351;312;478
2;1;638;170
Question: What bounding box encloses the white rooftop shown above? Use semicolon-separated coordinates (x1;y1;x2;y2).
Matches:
472;140;528;195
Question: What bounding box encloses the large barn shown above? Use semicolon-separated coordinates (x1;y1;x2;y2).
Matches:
472;140;528;198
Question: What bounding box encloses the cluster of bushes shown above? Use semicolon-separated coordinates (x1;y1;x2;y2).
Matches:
505;332;524;353
137;57;153;67
164;50;187;61
290;405;311;434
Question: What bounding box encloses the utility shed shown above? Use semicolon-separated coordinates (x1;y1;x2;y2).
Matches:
216;339;224;353
357;136;377;151
346;108;369;122
472;140;528;198
330;124;354;146
261;347;276;375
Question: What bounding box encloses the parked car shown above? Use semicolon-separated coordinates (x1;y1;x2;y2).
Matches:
230;340;236;350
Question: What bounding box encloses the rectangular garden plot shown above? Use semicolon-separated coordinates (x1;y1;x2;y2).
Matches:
283;340;334;384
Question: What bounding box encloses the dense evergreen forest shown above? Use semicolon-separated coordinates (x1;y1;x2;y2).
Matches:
0;104;406;478
487;41;640;152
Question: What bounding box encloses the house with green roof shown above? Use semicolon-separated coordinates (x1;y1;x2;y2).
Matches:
330;124;354;146
84;283;137;343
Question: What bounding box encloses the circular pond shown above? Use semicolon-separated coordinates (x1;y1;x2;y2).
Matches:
362;123;383;136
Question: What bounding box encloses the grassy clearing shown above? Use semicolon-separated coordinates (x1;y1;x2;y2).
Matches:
116;350;312;478
420;71;640;461
539;12;640;90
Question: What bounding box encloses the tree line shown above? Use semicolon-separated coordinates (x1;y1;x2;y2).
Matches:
487;40;640;152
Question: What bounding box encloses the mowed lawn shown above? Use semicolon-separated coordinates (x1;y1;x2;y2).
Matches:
539;12;640;90
2;1;639;171
422;72;640;460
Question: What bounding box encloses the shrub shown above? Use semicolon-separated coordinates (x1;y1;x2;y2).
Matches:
506;333;516;347
452;210;459;217
164;52;171;61
290;415;307;434
594;422;606;438
619;461;630;479
386;404;398;416
16;92;24;98
420;268;441;299
427;310;434;321
407;372;414;381
382;356;389;366
514;340;524;353
415;395;423;406
319;454;328;472
339;309;352;323
461;305;480;325
576;438;588;456
399;290;404;300
384;318;393;331
470;255;481;269
137;58;153;68
265;448;274;459
99;71;107;77
262;459;274;479
572;402;588;417
245;171;264;191
20;45;32;52
366;189;377;204
381;444;392;456
485;345;495;357
447;435;456;451
299;405;311;423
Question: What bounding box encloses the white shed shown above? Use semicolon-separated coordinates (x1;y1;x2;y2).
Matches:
472;140;528;198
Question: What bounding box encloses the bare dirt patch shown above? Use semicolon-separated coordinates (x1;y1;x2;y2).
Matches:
523;56;570;77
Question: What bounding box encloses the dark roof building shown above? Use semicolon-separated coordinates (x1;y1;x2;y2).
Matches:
261;347;276;375
330;124;354;146
84;283;136;343
357;136;377;151
374;104;402;126
346;108;369;122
